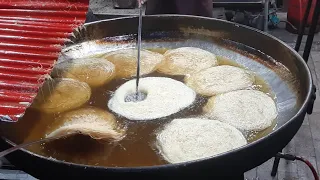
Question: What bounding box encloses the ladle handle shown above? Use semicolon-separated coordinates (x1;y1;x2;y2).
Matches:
135;5;143;95
137;0;147;7
0;135;63;158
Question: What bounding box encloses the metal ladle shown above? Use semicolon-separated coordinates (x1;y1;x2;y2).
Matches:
126;3;146;102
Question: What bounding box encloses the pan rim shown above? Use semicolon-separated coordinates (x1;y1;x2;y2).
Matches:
2;14;313;172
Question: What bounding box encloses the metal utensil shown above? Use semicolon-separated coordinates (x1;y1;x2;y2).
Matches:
135;5;143;99
0;135;65;158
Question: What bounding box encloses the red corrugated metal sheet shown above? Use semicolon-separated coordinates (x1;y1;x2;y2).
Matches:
0;0;89;122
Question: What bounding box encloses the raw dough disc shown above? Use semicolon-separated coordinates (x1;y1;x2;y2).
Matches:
108;77;196;120
156;118;247;164
31;78;91;113
203;90;277;131
185;65;255;96
158;47;218;75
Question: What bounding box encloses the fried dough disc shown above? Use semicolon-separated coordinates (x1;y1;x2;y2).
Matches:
108;77;196;121
156;118;247;163
158;47;218;75
46;107;125;141
31;78;91;113
104;48;164;78
203;90;277;131
185;65;255;96
51;58;115;87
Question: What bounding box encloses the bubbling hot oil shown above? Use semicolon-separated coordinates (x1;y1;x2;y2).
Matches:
0;49;277;167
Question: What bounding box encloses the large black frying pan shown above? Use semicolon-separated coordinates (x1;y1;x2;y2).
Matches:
0;15;316;179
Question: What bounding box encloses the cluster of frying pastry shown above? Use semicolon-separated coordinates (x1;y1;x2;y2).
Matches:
31;48;164;142
31;47;278;164
150;47;277;164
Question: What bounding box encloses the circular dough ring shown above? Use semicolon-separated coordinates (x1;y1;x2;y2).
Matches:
46;107;125;141
185;65;255;96
203;90;278;132
51;58;115;88
103;48;164;78
156;118;247;164
158;47;218;75
31;78;91;114
108;77;196;121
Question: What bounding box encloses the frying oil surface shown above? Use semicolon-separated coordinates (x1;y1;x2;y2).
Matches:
1;49;276;167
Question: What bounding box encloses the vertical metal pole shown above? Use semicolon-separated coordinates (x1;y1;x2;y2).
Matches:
294;0;314;52
302;0;320;62
264;0;269;32
135;6;143;95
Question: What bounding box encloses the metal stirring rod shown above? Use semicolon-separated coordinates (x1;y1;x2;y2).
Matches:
0;134;66;158
135;5;143;99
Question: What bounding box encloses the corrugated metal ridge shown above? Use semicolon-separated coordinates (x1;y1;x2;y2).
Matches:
0;0;89;122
